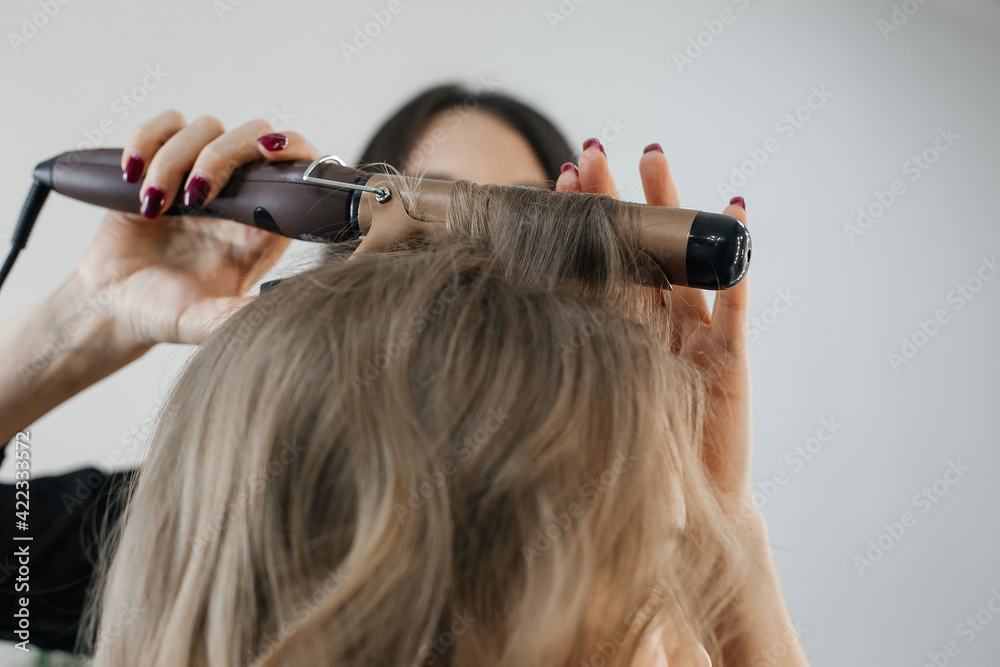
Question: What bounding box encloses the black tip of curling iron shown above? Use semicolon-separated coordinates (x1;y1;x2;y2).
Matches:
685;212;751;290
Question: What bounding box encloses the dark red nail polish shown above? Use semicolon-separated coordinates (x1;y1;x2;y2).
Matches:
141;187;165;219
184;176;211;207
729;196;746;210
560;162;578;175
582;137;605;154
257;133;288;152
643;143;663;155
122;154;144;184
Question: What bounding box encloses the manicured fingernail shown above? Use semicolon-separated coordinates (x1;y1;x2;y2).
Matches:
183;175;211;207
257;133;288;152
643;143;663;154
560;162;578;175
729;196;746;210
122;154;144;184
582;137;605;155
140;186;165;219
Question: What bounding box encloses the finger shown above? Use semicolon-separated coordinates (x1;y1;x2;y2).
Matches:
121;109;186;185
177;295;254;344
177;118;271;210
256;130;319;161
577;138;618;198
638;145;710;324
184;128;320;209
638;144;680;208
138;115;225;219
710;198;750;352
554;162;581;193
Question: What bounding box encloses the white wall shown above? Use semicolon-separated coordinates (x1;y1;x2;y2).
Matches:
1;0;998;664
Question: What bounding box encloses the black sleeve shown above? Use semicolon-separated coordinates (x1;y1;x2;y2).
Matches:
0;463;135;654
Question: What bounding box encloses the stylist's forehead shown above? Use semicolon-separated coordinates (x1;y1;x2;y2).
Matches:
405;109;550;187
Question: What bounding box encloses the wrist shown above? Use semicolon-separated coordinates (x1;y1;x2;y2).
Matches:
0;273;152;443
724;504;810;666
50;270;152;359
16;271;153;389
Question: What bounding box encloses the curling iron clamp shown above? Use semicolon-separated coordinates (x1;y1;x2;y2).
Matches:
0;149;750;294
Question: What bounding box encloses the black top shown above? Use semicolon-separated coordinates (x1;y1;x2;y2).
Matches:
0;443;133;654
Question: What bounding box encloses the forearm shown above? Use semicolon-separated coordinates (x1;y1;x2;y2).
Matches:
725;511;809;667
0;273;150;445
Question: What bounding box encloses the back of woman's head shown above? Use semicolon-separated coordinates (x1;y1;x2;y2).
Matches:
89;186;748;666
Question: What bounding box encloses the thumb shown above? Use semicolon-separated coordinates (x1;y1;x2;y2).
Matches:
177;295;255;344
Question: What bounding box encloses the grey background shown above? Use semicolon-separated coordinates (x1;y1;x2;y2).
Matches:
1;0;998;664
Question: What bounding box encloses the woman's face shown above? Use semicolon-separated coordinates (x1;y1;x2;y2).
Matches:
404;109;550;187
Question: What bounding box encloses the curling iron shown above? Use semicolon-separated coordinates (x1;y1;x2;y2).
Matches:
0;148;750;294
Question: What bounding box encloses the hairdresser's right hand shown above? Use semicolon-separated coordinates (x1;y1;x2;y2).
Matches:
556;141;756;525
558;145;809;667
76;110;319;346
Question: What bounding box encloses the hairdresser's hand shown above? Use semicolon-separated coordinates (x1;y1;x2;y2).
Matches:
559;141;807;667
77;110;319;346
556;140;754;526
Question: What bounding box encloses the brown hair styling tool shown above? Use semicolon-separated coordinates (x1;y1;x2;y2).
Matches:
2;149;749;293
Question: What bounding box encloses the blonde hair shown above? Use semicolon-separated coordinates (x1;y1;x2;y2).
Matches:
86;182;750;666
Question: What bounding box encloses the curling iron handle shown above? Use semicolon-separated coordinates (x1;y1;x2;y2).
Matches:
34;148;364;242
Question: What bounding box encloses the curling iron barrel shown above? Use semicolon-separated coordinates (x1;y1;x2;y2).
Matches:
31;148;750;289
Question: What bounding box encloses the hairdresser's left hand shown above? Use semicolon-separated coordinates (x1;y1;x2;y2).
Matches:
555;141;755;528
